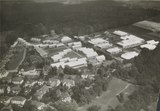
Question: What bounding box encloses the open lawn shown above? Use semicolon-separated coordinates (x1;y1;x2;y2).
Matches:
118;25;151;37
64;51;82;59
78;77;136;111
45;46;67;56
6;48;25;70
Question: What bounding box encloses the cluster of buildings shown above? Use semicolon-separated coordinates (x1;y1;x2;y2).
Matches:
116;34;145;49
140;40;159;50
89;38;113;49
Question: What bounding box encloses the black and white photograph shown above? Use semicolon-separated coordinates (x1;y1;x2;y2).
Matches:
0;0;160;111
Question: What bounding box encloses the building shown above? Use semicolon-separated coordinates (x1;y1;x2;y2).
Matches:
96;55;105;63
10;96;26;107
78;47;98;58
0;85;5;94
34;85;51;100
24;80;37;87
117;35;145;49
34;46;48;57
48;78;61;87
140;44;156;50
43;40;59;44
96;42;112;49
17;38;32;46
51;58;87;69
62;79;75;89
88;38;106;45
31;100;46;110
107;47;122;54
30;38;41;43
12;77;24;85
61;93;72;103
1;105;13;111
140;40;159;50
121;51;139;60
57;91;72;103
113;30;128;36
19;69;40;79
11;86;21;95
37;79;45;86
0;96;11;105
61;36;72;43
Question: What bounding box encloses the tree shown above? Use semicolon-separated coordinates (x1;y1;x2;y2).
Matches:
54;101;78;111
87;105;101;111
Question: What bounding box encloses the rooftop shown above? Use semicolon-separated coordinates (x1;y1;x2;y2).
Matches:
121;51;139;60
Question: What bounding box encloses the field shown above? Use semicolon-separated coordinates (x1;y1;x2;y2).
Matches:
118;25;151;36
64;51;82;59
78;77;136;111
45;46;67;57
6;48;25;70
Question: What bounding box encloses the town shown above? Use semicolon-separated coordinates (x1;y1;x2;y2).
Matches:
0;19;160;111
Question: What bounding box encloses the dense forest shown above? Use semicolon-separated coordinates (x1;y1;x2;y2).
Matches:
1;0;159;34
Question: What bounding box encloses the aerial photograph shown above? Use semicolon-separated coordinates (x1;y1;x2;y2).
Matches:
0;0;160;111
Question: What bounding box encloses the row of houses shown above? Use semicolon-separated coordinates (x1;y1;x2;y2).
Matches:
51;57;87;69
0;96;26;107
51;49;72;62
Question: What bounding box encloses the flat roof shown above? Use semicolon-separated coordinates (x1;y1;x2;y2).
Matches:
140;44;156;50
121;51;139;60
107;47;122;53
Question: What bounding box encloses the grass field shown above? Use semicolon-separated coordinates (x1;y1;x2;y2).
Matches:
6;49;25;70
45;46;67;57
78;77;136;111
64;51;82;59
118;25;151;36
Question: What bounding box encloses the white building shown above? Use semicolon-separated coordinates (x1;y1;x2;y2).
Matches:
113;30;128;36
11;96;26;107
96;55;105;63
61;36;72;43
17;38;32;46
48;78;61;87
96;42;112;49
88;38;106;45
62;79;75;89
0;87;5;94
12;77;24;85
30;38;41;43
107;47;122;54
78;47;98;58
121;51;139;60
43;40;59;44
56;43;64;47
51;58;87;69
20;69;40;78
147;40;159;45
117;35;145;49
